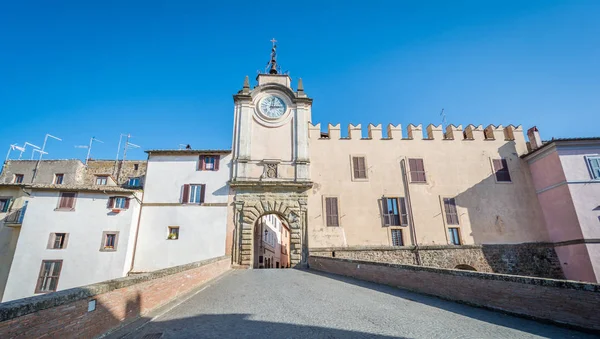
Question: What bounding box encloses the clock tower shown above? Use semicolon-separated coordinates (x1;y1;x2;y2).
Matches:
229;41;312;268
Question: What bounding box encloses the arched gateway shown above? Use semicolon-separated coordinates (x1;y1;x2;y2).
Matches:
229;43;313;268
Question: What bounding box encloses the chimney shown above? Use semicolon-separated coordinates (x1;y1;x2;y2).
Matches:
527;126;542;150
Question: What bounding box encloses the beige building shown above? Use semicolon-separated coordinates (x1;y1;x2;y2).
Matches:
227;45;557;275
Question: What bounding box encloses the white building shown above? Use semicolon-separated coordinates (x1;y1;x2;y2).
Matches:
2;185;141;302
131;150;231;272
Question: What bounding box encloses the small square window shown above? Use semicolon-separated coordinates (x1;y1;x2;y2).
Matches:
49;233;68;249
351;156;367;180
35;260;62;293
408;159;427;183
0;198;11;213
57;192;77;210
95;176;108;185
198;155;220;171
492;159;511;182
114;197;127;209
14;174;24;183
127;177;140;186
54;174;64;185
100;231;119;251
168;226;179;240
391;229;403;246
133;163;139;171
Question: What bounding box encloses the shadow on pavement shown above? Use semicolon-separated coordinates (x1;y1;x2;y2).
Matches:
300;269;591;339
120;313;403;339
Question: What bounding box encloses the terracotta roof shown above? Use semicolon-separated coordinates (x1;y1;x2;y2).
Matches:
522;137;600;158
145;149;231;155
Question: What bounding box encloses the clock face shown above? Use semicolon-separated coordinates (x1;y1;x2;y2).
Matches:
259;96;286;118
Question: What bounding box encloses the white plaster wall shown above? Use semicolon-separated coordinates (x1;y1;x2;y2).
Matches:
2;191;140;302
142;154;231;204
132;153;231;272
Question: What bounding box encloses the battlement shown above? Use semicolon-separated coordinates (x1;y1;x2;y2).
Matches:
309;123;523;142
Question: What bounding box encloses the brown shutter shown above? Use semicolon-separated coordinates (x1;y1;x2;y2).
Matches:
408;159;417;182
200;184;206;203
107;197;114;209
444;198;459;225
325;197;339;226
182;185;190;203
399;197;408;225
358;157;366;178
352;157;360;178
382;198;389;226
492;159;502;172
214;155;220;171
198;156;205;171
124;198;130;209
417;159;426;182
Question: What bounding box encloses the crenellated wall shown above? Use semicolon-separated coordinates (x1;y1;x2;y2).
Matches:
307;122;547;248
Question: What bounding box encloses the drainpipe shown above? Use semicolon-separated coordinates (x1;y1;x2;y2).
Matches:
401;158;421;266
128;153;149;274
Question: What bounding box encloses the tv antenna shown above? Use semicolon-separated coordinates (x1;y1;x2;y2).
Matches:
5;144;25;162
440;108;447;129
18;142;41;160
75;137;104;166
38;134;62;160
31;149;48;160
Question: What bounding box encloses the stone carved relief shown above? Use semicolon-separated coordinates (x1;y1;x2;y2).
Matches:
264;163;278;178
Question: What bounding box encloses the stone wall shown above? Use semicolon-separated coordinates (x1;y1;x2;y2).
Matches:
309;256;600;332
86;160;147;186
0;256;230;339
310;242;564;279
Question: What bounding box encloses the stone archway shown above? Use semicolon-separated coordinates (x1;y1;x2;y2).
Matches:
232;190;308;268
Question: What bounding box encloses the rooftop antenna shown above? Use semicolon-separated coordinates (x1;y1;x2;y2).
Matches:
178;144;187;150
75;137;103;166
31;149;48;160
114;133;130;174
18;142;40;160
5;144;25;162
117;135;141;182
39;134;62;160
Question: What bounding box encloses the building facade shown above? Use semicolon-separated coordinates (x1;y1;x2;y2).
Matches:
132;150;231;272
0;160;144;301
523;134;600;282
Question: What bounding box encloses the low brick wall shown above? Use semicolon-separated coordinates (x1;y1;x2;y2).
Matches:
0;256;230;338
309;256;600;332
311;242;564;279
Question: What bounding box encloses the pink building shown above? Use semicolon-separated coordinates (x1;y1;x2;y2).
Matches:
524;128;600;282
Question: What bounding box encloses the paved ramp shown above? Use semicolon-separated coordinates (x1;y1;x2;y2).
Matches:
120;269;591;338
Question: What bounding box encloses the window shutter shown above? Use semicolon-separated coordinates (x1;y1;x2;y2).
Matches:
352;157;360;178
501;159;511;181
198;156;205;171
492;159;502;172
200;184;206;203
417;159;426;182
325;197;339;226
214;155;220;171
358;157;366;178
399;197;408;225
590;158;600;179
124;198;130;209
107;197;114;209
182;185;190;203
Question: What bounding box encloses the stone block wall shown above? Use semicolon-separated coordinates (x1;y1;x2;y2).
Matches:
85;160;147;186
0;256;230;339
309;256;600;331
311;243;564;279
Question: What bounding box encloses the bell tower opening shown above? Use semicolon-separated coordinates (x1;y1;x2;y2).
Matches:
253;213;291;269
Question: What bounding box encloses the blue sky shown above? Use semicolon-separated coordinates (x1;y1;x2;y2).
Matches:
1;1;599;161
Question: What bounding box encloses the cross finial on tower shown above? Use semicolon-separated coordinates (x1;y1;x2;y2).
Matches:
265;38;279;74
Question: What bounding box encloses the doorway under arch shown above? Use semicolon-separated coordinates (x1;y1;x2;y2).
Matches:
253;213;291;269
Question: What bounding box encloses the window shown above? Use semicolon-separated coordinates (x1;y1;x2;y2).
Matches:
182;184;205;204
133;163;139;170
408;159;426;183
57;192;76;210
48;233;68;249
54;174;64;185
108;197;130;210
325;197;339;226
391;229;403;246
35;260;62;293
0;198;11;213
352;156;367;180
198;155;220;171
448;228;461;245
100;231;119;251
127;177;140;186
95;176;108;185
168;226;179;240
587;156;600;180
14;174;24;183
492;159;511;182
382;197;408;226
443;198;459;225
